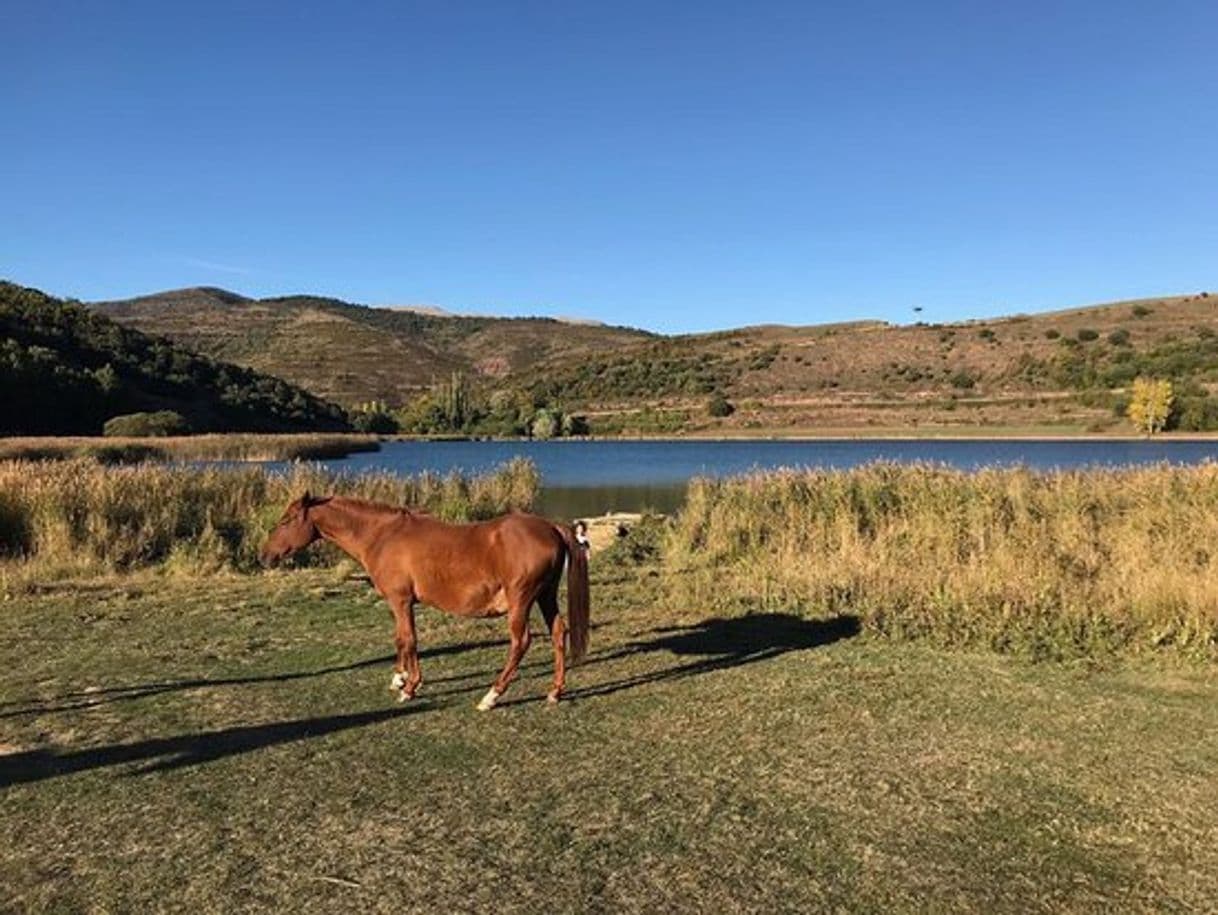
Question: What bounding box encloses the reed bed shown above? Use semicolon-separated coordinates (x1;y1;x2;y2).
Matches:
665;462;1218;658
0;457;537;581
0;434;381;464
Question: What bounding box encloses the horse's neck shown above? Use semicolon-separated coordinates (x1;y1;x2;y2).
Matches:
311;500;402;566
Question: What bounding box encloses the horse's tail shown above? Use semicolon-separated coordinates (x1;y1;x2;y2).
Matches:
556;525;590;663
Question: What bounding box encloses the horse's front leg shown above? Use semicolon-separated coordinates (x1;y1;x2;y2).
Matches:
477;604;531;711
388;595;422;702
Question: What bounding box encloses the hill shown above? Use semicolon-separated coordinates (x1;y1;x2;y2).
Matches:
519;293;1218;433
90;285;1218;434
93;287;654;406
0;282;351;435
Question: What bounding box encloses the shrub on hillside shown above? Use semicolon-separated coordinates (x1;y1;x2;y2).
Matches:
707;394;735;417
103;411;189;437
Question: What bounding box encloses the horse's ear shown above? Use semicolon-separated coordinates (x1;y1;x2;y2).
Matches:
300;491;313;509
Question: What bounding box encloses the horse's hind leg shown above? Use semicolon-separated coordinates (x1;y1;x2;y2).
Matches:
538;586;565;704
477;602;532;711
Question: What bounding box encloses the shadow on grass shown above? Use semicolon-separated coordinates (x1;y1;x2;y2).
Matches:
0;615;859;786
0;706;422;788
504;612;861;706
0;638;507;720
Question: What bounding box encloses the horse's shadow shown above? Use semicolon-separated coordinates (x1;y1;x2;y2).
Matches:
0;638;504;721
0;705;424;788
505;612;861;705
0;612;859;787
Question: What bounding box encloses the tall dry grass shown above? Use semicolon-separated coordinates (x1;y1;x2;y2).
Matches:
0;434;381;464
665;463;1218;658
0;457;537;582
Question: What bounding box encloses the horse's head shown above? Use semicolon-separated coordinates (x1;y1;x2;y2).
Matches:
260;492;324;566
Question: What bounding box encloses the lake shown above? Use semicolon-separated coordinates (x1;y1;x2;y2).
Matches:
272;438;1218;518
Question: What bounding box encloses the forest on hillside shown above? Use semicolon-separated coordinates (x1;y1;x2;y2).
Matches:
0;282;351;435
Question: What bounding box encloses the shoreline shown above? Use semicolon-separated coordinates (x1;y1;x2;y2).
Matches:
387;430;1218;443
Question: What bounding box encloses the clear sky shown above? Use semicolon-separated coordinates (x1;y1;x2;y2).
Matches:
4;1;1216;333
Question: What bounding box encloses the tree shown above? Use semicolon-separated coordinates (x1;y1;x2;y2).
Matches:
530;408;560;440
350;400;399;434
1127;377;1173;436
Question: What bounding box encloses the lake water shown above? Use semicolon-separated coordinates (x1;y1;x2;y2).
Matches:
279;439;1218;518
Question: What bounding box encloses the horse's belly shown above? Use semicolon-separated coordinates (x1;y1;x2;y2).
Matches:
421;581;509;618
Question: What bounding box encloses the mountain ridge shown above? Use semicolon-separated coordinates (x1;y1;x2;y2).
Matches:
87;284;1218;433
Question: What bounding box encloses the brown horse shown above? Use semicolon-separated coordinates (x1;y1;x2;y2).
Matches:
260;493;589;710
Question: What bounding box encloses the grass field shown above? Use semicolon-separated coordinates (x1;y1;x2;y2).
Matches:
4;560;1218;912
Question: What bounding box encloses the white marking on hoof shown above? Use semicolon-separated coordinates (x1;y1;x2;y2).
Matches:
390;671;406;692
476;688;503;712
397;688;413;704
546;690;561;705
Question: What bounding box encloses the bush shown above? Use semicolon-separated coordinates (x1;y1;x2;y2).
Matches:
1107;329;1130;346
950;371;976;390
1044;329;1061;340
1172;396;1218;432
351;409;399;434
1077;328;1099;342
1131;305;1153;318
707;394;735;418
103;411;189;437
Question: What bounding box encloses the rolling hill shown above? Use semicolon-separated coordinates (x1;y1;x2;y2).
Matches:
93;287;654;407
1;282;351;435
89;285;1218;434
520;292;1218;433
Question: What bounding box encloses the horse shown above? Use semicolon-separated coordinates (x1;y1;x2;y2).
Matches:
259;493;590;711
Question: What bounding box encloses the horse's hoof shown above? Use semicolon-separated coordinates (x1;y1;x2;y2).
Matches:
476;687;502;712
546;690;562;705
390;671;406;692
397;689;414;704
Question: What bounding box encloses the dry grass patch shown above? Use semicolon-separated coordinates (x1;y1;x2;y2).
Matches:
666;462;1218;658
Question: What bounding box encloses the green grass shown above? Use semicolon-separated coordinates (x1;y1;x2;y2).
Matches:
3;562;1218;912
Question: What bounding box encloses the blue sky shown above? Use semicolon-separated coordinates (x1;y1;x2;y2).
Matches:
3;1;1216;333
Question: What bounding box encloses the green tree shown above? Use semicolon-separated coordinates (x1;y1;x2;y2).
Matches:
1127;377;1173;436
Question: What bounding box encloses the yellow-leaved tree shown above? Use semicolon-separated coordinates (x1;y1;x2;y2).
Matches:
1127;377;1173;436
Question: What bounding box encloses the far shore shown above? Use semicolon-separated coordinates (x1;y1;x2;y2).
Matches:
5;427;1218;466
386;427;1218;443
